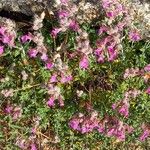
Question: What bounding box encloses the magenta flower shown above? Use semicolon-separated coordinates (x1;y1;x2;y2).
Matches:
129;30;141;42
58;10;69;18
99;25;109;34
20;34;32;43
49;74;57;83
45;61;53;70
98;55;105;63
47;97;55;107
139;130;150;141
0;46;4;55
51;28;61;38
118;104;129;118
79;56;89;69
106;11;114;18
69;119;80;130
2;34;15;47
31;143;37;150
107;46;117;61
5;105;13;114
69;20;79;31
28;49;38;58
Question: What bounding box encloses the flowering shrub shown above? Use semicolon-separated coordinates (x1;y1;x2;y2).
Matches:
0;0;150;149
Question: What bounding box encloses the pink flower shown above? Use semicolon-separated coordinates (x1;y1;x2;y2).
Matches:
58;96;64;107
144;64;150;72
51;28;61;38
94;48;103;56
145;87;150;94
5;105;13;114
0;26;6;35
12;106;22;120
60;0;68;4
60;74;72;83
139;130;150;141
99;25;109;34
20;34;32;43
98;55;105;63
106;11;114;18
129;30;141;42
2;34;15;47
31;143;37;150
49;74;57;83
28;49;38;58
69;119;80;130
45;61;53;70
0;46;4;55
112;103;117;110
58;11;69;18
69;20;79;31
47;97;55;107
118;104;129;118
79;56;89;69
107;46;117;61
40;53;48;61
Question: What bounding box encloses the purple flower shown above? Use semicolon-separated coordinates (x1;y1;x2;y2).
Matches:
0;46;4;55
79;56;89;69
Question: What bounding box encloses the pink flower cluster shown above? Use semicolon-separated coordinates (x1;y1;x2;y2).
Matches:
51;0;79;38
4;104;22;120
0;26;16;48
21;32;54;70
75;29;92;69
95;0;128;63
69;112;133;141
69;111;100;134
123;67;143;79
129;29;141;42
139;123;150;141
46;84;64;107
1;89;14;97
15;137;37;150
102;0;127;20
112;89;141;118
